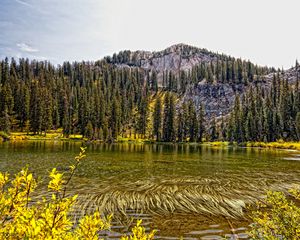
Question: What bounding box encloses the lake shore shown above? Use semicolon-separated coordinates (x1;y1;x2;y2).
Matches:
2;131;300;151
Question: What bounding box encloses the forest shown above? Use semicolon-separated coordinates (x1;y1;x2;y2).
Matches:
0;53;299;143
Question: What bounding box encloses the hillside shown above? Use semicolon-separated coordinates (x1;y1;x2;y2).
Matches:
0;44;299;142
107;44;282;117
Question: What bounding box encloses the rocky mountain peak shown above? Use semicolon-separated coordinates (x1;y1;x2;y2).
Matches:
110;43;218;72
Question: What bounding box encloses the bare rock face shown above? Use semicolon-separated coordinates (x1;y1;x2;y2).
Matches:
181;81;245;118
139;44;217;72
263;66;300;85
187;66;299;119
115;44;219;85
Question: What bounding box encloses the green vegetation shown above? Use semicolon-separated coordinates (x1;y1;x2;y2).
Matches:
0;53;299;144
1;49;300;238
228;64;300;143
249;188;300;239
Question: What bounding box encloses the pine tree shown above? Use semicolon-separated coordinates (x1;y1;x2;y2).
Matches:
177;109;184;142
168;94;176;141
110;96;121;140
85;121;94;139
198;104;205;142
296;112;300;140
153;97;162;141
219;115;226;141
29;81;40;134
137;97;149;138
40;88;53;135
2;57;9;84
0;83;14;133
0;106;10;133
151;71;158;92
78;88;89;136
188;101;198;142
209;117;218;141
233;95;243;143
162;93;176;142
181;102;189;141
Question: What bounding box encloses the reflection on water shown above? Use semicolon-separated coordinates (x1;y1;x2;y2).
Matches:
1;141;300;239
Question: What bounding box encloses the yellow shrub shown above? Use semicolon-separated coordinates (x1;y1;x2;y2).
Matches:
0;147;111;239
0;147;154;240
121;220;156;240
250;188;300;239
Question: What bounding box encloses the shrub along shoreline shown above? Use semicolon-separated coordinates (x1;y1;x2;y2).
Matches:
1;131;300;151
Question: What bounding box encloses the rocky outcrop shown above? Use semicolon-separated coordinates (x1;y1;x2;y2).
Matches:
138;44;218;72
263;66;300;85
182;81;245;117
115;43;219;85
186;66;299;119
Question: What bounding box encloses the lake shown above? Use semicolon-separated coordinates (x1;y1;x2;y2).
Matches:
1;141;300;239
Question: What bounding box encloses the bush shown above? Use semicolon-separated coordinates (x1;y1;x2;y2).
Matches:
0;131;10;141
249;188;300;239
0;147;155;239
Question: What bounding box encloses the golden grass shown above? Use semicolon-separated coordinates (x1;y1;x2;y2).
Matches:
246;141;300;151
205;141;230;147
9;130;83;141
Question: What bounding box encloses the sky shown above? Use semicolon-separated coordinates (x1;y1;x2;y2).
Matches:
0;0;299;69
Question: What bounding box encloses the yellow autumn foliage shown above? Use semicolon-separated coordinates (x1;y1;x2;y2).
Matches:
121;220;156;240
0;147;155;240
250;188;300;239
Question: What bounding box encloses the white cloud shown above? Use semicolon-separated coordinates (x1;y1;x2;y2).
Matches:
14;0;32;8
16;43;38;53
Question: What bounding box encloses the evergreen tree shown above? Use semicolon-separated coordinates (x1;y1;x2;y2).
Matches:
233;95;243;143
296;112;300;140
198;104;205;142
153;97;162;141
110;96;121;140
187;101;198;142
151;71;158;92
137;97;149;138
209;117;218;141
162;93;176;142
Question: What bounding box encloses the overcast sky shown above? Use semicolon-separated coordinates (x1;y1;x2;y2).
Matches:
0;0;299;68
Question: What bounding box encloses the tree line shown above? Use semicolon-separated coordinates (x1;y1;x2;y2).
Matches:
0;55;298;142
227;63;300;142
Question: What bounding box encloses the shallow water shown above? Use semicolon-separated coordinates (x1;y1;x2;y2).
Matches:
0;141;300;239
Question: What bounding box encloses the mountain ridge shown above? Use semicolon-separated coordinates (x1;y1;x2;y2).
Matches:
103;43;300;119
106;43;283;118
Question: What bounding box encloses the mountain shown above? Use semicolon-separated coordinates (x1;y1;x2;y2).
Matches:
107;44;300;120
104;44;300;141
107;43;222;86
1;43;299;142
107;43;280;117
